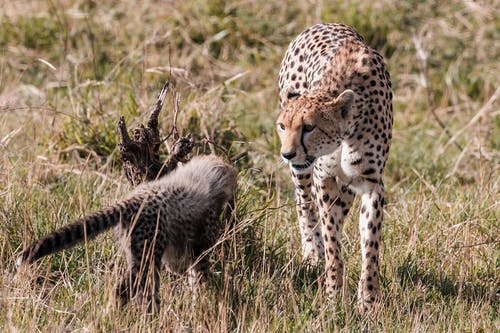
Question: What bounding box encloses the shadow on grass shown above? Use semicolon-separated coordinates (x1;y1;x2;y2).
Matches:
396;256;497;304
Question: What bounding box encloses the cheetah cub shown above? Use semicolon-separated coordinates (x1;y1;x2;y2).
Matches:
277;23;393;312
17;155;237;311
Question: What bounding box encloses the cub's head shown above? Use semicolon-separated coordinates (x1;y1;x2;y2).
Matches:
276;89;355;173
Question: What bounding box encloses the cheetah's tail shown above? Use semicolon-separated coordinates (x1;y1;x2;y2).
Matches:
16;199;138;267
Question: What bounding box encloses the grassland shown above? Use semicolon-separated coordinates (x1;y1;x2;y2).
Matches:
0;0;498;332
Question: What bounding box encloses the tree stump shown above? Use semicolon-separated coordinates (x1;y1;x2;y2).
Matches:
117;81;194;186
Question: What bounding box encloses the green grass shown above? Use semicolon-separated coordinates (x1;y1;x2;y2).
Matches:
0;0;498;332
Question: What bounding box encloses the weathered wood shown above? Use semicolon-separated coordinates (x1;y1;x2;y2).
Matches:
117;81;194;186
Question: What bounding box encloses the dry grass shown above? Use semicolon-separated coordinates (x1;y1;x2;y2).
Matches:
0;0;498;332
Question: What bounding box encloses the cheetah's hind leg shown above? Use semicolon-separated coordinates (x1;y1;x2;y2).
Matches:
116;244;162;313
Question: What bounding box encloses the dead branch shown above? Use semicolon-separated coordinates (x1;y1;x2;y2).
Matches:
118;81;194;186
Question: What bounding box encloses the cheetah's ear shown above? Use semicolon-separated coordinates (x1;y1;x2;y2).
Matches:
334;89;355;118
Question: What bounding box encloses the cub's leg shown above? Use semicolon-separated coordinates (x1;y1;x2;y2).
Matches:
187;210;220;296
116;262;161;312
313;174;355;297
187;256;209;297
117;238;163;313
290;168;323;264
357;182;384;312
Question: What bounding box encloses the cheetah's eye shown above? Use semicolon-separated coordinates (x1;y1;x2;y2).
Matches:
303;124;315;133
277;123;285;131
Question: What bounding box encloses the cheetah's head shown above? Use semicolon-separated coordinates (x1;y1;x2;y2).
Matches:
276;89;355;174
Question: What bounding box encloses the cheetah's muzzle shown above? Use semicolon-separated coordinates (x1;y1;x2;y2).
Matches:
291;155;316;172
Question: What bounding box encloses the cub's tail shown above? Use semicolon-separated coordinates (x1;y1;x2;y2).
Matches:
16;199;139;267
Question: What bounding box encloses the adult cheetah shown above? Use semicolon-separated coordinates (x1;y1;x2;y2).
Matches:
276;23;393;312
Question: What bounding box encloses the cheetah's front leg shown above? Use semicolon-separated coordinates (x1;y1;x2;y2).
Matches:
314;176;355;297
290;169;323;264
187;256;209;297
357;182;384;312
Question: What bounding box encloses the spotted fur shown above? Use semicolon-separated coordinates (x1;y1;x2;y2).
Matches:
17;155;237;312
276;23;393;312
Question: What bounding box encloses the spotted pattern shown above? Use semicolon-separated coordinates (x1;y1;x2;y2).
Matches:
18;156;237;313
276;23;393;313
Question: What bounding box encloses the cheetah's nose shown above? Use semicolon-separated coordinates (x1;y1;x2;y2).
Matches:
281;151;297;160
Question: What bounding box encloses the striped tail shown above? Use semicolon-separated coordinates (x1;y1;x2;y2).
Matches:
17;200;136;266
